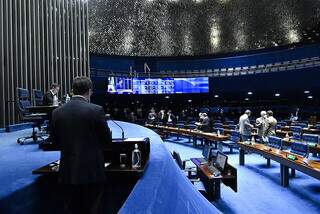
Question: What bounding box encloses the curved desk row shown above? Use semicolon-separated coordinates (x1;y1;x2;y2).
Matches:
117;121;221;213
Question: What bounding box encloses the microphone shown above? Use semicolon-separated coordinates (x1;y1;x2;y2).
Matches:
105;114;125;140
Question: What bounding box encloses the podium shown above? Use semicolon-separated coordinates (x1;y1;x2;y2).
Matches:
33;138;150;177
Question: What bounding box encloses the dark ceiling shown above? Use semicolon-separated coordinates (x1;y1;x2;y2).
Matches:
89;0;320;56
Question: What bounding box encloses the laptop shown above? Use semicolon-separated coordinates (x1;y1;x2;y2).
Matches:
198;145;214;164
212;151;228;171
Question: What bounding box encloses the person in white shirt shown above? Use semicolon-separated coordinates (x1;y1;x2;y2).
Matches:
239;110;254;141
256;111;267;142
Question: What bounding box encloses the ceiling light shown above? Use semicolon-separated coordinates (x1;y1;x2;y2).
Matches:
245;98;249;101
247;92;253;95
188;99;192;103
304;90;310;94
307;96;313;99
275;93;280;97
214;95;219;98
165;96;170;99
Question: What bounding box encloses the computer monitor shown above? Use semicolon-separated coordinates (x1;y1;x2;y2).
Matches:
215;151;228;171
202;145;213;160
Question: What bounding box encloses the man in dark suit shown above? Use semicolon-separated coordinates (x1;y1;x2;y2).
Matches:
51;77;111;214
43;83;60;106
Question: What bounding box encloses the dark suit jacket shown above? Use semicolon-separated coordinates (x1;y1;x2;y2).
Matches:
51;96;112;185
43;91;54;106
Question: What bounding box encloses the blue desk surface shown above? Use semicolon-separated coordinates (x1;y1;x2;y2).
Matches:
109;121;221;214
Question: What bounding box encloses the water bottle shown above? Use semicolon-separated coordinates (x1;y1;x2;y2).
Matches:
132;144;141;169
65;94;70;103
251;136;255;144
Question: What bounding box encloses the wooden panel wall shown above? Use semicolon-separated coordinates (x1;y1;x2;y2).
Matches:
0;0;89;128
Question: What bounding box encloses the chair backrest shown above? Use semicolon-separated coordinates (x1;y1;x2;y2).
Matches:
16;88;31;117
230;131;240;142
176;122;185;128
213;120;221;123
302;134;319;143
32;89;44;106
172;151;183;169
290;142;308;157
225;120;235;125
213;123;223;128
187;124;197;130
268;136;282;149
316;124;320;129
228;124;237;130
277;121;287;127
290;126;302;133
292;122;308;128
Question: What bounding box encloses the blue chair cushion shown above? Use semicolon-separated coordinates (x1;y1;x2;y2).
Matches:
213;123;223;128
229;125;237;130
290;126;302;133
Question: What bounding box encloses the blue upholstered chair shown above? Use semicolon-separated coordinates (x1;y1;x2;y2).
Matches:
213;123;223;128
292;122;308;128
302;134;319;144
16;88;47;145
176;121;185;128
222;131;240;153
228;124;237;130
225;120;235;125
267;136;282;150
290;142;308;157
32;89;44;106
290;126;302;140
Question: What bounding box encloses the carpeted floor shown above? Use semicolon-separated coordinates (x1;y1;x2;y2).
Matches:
164;136;320;214
1;126;319;214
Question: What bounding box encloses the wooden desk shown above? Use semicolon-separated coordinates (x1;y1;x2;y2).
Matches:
191;158;237;200
281;126;320;135
33;138;150;177
146;124;229;148
238;142;320;187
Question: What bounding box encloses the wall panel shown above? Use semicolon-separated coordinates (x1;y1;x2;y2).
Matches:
0;0;89;128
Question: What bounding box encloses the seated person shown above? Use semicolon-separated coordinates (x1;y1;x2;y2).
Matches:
43;83;60;106
167;110;176;124
196;113;210;132
147;108;157;123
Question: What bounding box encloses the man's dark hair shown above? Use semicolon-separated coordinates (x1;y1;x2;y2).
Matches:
51;83;60;89
267;110;273;116
72;76;92;95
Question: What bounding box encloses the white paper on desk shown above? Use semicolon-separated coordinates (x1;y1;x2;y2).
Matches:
124;138;145;142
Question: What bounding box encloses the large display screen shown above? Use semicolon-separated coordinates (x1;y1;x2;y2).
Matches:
107;77;209;94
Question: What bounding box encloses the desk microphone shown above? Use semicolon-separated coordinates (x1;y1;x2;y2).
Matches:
105;114;125;140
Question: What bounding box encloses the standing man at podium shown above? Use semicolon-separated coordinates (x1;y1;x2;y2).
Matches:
43;83;60;106
51;77;111;214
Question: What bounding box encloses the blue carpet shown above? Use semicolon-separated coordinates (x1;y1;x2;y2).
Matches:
164;136;320;214
0;122;221;214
